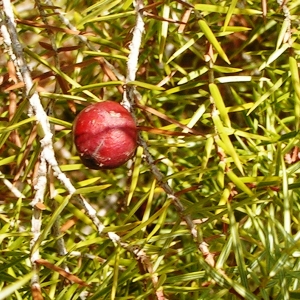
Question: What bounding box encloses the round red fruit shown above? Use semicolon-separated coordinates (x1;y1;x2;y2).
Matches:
73;101;138;169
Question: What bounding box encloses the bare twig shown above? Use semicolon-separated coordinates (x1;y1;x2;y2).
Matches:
92;0;215;277
122;0;145;112
138;136;214;265
1;2;46;294
30;158;47;297
35;0;70;268
277;0;292;45
0;0;128;293
120;0;214;266
0;171;25;198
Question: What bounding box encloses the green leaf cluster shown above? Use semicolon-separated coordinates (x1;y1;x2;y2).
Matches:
1;0;300;299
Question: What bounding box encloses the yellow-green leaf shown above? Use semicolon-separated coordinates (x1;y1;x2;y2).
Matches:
198;20;230;64
75;185;112;194
209;83;231;128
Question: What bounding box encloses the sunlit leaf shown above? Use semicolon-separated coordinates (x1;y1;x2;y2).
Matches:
198;20;230;64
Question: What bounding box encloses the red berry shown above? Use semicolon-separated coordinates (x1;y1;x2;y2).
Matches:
73;101;138;169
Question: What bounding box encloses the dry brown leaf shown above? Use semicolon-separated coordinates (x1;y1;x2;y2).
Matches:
16;19;94;36
178;8;192;33
136;102;203;135
36;258;89;287
7;60;18;83
143;12;186;24
31;284;44;300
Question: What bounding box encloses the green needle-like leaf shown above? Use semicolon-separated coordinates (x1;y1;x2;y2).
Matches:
198;20;230;64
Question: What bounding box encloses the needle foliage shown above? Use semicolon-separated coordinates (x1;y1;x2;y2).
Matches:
1;0;300;299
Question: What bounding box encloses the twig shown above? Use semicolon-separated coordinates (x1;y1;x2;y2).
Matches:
96;6;217;300
122;0;145;112
0;171;25;198
35;0;70;268
277;0;292;45
133;247;167;300
138;136;214;265
30;156;47;293
1;2;45;294
0;0;128;293
119;0;214;266
46;0;126;84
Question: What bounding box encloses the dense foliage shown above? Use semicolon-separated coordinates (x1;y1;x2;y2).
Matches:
1;0;300;299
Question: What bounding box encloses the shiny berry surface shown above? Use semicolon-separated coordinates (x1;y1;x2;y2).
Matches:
73;101;138;169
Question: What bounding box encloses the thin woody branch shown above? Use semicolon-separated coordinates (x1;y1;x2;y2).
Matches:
122;0;145;112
